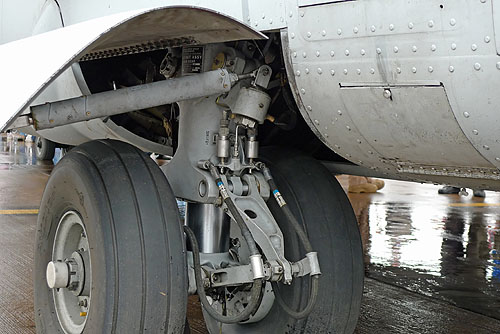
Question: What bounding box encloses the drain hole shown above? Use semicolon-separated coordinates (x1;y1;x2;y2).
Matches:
244;210;257;219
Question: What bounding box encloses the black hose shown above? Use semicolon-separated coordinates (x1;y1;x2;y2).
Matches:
208;163;260;257
263;167;320;319
184;225;263;324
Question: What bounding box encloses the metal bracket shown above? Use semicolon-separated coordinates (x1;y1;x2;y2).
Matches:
220;173;293;283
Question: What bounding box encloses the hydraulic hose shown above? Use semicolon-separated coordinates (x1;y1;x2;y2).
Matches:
262;166;321;319
184;225;263;323
207;163;260;258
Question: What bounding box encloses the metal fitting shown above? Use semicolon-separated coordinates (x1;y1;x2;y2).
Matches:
249;254;265;279
306;252;321;276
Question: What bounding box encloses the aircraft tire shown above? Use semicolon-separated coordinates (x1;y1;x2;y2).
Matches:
34;139;188;333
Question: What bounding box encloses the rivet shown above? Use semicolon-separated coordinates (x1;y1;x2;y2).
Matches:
397;67;402;74
331;120;335;125
412;45;418;52
428;20;434;28
370;25;376;32
343;69;348;75
330;50;335;57
290;33;295;39
307;105;312;111
412;67;417;73
262;14;265;19
389;24;395;31
357;139;362;144
337;28;342;35
346;154;351;158
368;151;373;154
474;62;481;70
289;11;293;18
330;69;336;76
345;49;350;56
307;32;312;38
300;88;306;94
356;69;361;75
337;110;343;115
496;62;500;70
296;70;301;76
450;18;456;26
300;11;305;17
353;27;359;34
393;46;399;53
302;52;307;58
383;90;392;99
473;129;479;135
324;133;329;138
360;49;366;56
317;68;323;74
370;68;375;74
270;18;274;24
471;44;477;51
255;22;259;27
305;68;310;74
376;48;382;54
335;145;340;149
314;119;320;125
408;22;414;29
247;16;251;22
496;157;500;162
485;36;491;43
322;30;327;36
431;44;437;51
480;0;486;3
428;66;434;73
463;111;470;118
483;145;490;150
449;66;455;72
293;52;297;58
346;125;351;131
316;51;320;57
451;43;457;50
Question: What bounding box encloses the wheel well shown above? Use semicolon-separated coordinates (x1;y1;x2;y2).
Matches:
78;34;347;162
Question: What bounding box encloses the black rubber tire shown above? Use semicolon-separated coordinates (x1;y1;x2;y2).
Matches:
204;148;364;333
35;136;56;161
34;139;187;333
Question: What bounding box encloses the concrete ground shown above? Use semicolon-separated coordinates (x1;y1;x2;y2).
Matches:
1;136;499;333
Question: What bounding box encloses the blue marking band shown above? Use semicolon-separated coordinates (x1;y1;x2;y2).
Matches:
217;181;223;187
273;189;279;194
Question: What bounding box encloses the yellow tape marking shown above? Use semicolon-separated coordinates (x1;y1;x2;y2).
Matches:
449;203;500;207
0;209;39;215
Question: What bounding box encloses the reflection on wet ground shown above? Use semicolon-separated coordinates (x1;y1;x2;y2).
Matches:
338;176;500;320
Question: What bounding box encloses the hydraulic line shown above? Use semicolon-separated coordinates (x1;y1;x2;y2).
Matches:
184;225;263;323
207;163;260;258
262;166;321;319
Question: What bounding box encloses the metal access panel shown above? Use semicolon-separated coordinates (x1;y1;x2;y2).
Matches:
339;85;491;168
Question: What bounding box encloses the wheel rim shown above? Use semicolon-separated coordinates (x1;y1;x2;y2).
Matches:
49;211;91;334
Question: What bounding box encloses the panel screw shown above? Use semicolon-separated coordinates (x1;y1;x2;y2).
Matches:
330;50;335;57
408;22;414;29
290;33;295;39
383;90;392;99
302;52;307;58
451;43;457;50
474;63;481;71
337;28;342;35
471;44;478;51
371;25;376;32
431;44;437;51
428;20;434;28
300;88;306;94
412;45;417;52
307;32;312;38
305;68;310;74
393;46;399;53
343;69;348;75
337;110;343;115
412;67;417;73
397;67;402;74
428;66;434;73
463;111;470;118
317;68;323;74
449;66;455;72
353;27;359;34
357;69;361;75
450;18;456;26
322;30;327;36
360;49;366;56
330;70;336;76
296;70;301;76
345;49;350;56
389;24;395;31
473;129;479;135
485;36;491;43
376;48;382;54
370;68;375;74
316;51;320;57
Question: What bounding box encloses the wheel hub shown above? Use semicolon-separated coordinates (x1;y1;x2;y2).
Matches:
47;211;91;334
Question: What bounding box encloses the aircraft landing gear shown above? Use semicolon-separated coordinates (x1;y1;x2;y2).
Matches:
34;139;187;333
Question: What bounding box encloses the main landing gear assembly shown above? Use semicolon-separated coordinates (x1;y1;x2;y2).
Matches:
34;43;363;333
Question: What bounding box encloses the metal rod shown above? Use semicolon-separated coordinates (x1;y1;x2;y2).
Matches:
31;69;234;130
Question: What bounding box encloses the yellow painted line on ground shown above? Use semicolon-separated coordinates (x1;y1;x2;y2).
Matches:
449;203;500;207
0;209;39;215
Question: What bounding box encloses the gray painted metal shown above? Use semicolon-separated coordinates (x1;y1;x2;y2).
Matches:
283;0;500;188
31;69;233;130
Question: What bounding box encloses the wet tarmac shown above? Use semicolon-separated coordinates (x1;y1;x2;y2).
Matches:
1;136;499;333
